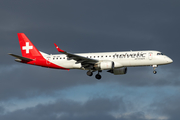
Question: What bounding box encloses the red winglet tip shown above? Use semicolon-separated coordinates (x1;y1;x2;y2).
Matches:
54;43;57;47
54;43;65;52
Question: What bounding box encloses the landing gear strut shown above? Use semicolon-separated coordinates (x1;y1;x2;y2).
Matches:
152;65;158;74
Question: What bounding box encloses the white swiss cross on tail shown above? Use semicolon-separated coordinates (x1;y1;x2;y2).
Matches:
22;42;33;54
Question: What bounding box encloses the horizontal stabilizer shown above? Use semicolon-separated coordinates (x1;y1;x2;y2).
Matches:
8;53;33;62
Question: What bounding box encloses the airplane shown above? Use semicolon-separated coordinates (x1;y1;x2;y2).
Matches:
9;33;173;80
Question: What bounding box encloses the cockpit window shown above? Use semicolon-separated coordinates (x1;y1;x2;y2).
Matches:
157;53;164;55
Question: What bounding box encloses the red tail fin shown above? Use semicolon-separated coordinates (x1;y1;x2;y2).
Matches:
17;33;42;58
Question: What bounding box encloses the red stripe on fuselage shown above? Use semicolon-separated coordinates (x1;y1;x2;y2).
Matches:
22;56;69;70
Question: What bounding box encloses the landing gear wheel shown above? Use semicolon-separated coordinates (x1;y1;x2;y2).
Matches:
153;70;157;74
152;65;158;74
95;74;101;80
87;71;93;76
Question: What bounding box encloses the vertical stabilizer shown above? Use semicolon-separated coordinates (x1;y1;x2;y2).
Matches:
17;33;42;58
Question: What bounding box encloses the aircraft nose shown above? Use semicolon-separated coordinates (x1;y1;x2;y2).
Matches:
167;57;173;63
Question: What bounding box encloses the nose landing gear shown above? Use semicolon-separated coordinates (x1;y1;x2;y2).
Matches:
153;70;157;74
152;65;158;74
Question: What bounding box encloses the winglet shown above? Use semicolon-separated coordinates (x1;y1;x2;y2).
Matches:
54;43;65;53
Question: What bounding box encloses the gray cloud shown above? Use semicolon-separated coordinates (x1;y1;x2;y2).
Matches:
0;97;153;120
151;95;180;120
0;106;5;114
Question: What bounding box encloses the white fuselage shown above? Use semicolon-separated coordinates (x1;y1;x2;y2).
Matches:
42;50;173;70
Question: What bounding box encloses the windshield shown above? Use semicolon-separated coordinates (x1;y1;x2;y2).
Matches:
157;53;164;55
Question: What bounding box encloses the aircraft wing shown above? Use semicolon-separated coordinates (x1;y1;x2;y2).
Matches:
8;53;33;62
54;43;99;68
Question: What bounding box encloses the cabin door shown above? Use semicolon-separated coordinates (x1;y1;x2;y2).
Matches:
148;52;153;60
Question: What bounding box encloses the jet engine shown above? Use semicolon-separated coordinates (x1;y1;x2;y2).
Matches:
95;61;114;70
107;67;127;75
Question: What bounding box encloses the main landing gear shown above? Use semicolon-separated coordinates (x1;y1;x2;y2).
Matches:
87;70;102;80
95;72;101;80
87;71;93;76
152;65;158;74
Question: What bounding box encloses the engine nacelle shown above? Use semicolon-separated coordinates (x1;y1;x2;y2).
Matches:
95;61;114;70
108;67;127;75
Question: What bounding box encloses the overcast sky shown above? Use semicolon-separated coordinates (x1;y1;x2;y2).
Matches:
1;0;180;120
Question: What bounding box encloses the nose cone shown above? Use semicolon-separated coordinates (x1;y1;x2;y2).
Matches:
167;57;173;63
